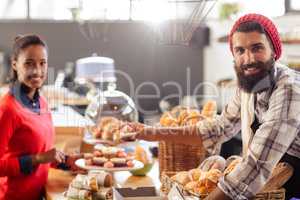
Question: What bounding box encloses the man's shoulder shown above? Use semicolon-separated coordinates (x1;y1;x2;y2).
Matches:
275;63;300;88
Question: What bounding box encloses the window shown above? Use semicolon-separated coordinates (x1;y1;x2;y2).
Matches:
286;0;300;13
0;0;27;19
30;0;74;20
0;0;287;21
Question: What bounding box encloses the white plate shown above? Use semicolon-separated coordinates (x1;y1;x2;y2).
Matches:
75;159;144;172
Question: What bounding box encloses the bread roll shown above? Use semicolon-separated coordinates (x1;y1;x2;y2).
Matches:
201;100;217;118
206;169;222;183
188;168;202;181
184;181;198;191
171;171;191;186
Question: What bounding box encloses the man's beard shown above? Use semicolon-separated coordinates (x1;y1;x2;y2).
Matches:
234;58;275;93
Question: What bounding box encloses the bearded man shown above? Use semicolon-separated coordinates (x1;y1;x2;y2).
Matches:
132;13;300;199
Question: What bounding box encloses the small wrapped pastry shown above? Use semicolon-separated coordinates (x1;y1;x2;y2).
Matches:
71;174;98;192
66;186;92;200
78;189;92;200
171;171;191;186
88;171;113;187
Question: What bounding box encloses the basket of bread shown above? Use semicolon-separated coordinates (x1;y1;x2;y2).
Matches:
158;100;217;176
160;155;293;200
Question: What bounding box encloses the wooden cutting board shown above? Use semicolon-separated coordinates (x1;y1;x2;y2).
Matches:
261;162;294;192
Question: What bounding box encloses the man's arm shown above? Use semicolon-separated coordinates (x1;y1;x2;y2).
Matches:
204;187;231;200
215;84;300;200
137;88;242;148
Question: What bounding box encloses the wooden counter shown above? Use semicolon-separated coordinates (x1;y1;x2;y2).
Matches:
46;160;160;200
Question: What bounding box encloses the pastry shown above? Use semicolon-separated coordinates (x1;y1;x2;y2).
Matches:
188;168;202;181
160;106;203;127
66;186;92;200
201;100;217;118
93;151;102;157
92;157;108;166
171;171;191;186
83;153;94;160
88;171;113;187
98;147;120;158
126;160;134;168
184;181;198;191
103;161;114;168
71;174;98;192
116;151;128;158
206;169;222;183
110;158;127;167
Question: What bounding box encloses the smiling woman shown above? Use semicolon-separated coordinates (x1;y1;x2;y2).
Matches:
0;34;81;200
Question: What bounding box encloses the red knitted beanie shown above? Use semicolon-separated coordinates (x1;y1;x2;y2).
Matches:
229;13;281;60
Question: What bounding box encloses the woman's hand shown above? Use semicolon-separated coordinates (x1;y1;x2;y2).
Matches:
32;148;66;165
65;153;86;173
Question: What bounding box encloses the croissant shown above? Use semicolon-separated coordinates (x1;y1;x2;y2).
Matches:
201;100;217;118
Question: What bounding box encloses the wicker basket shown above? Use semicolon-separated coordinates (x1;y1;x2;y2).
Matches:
160;172;285;200
158;141;207;176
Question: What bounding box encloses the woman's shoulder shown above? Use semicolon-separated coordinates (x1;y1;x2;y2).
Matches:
0;93;19;114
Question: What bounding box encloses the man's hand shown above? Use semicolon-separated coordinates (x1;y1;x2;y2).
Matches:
204;186;231;200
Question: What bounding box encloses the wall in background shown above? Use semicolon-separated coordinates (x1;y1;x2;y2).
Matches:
0;21;206;113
